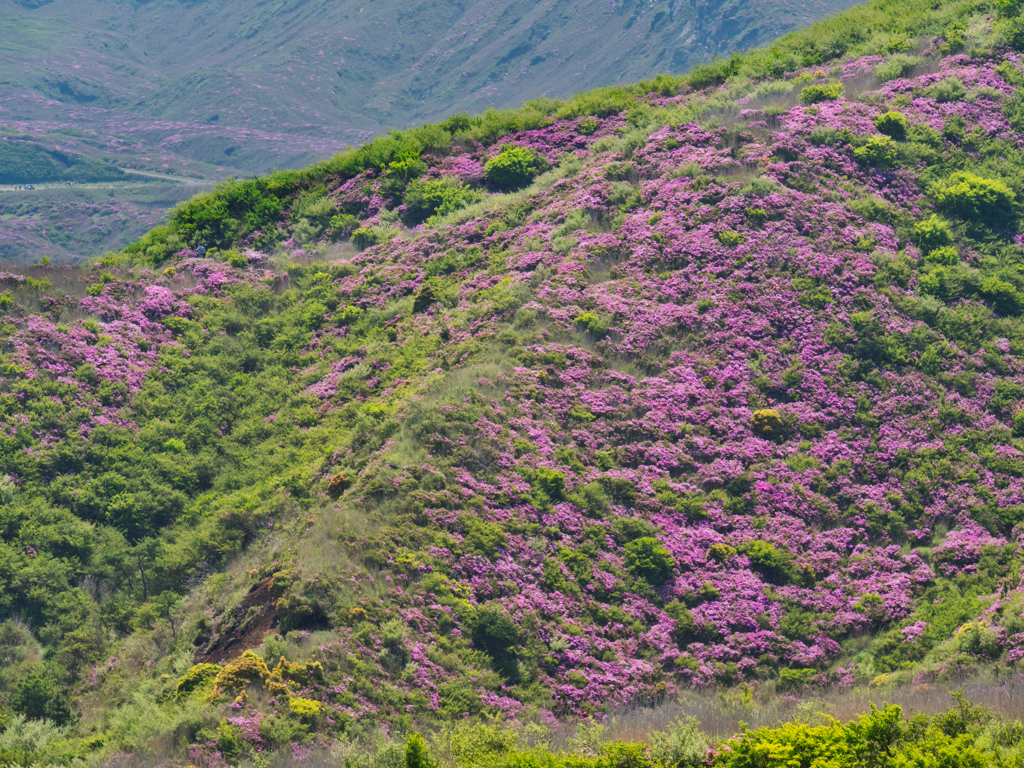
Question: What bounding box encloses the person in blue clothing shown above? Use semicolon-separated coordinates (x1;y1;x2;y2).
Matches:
196;245;206;256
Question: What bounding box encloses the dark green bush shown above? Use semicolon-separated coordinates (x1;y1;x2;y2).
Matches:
624;536;675;584
12;672;75;726
873;110;908;141
484;146;550;191
469;608;518;657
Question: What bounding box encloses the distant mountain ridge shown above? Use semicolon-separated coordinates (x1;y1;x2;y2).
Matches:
0;0;859;177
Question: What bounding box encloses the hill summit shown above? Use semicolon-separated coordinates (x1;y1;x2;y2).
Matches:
4;0;1024;765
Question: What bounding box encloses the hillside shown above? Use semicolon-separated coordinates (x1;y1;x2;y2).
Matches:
5;0;1024;765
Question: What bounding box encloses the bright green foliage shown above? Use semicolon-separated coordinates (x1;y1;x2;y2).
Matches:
485;146;550;191
716;701;1011;768
998;0;1024;49
939;20;967;54
924;245;960;265
405;734;434;768
799;82;844;104
172;178;284;250
913;215;954;253
403;177;481;224
716;230;746;246
874;54;922;82
624;537;675;584
931;172;1016;230
288;697;323;720
534;468;567;501
980;277;1023;314
997;0;1024;16
0;141;125;185
0;474;14;506
175;663;221;700
854;135;898;169
575;312;610;339
873;110;908;141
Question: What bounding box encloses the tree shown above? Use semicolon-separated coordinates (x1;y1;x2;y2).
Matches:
12;672;75;726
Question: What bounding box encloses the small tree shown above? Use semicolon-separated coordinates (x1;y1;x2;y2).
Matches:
12;673;74;726
405;733;434;768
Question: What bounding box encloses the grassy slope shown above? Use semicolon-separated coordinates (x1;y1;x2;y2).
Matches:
4;0;1024;765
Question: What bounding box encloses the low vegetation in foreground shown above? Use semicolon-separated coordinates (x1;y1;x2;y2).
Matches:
6;0;1024;764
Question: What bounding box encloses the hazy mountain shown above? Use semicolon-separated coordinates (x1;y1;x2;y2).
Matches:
0;0;859;176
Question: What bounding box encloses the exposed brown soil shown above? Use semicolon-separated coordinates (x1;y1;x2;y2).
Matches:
194;577;279;665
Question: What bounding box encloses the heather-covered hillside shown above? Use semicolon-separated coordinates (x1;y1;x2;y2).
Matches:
5;0;1024;765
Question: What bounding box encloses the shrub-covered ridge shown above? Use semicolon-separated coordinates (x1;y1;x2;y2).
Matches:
7;0;1024;764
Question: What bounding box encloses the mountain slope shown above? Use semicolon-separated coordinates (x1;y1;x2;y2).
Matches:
3;0;1024;764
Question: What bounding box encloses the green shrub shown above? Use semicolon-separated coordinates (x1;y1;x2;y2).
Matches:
469;608;518;657
405;733;435;768
176;663;221;700
874;54;922;82
913;215;954;253
403;177;481;224
998;0;1024;49
799;82;844;104
854;135;898;169
650;717;711;768
0;474;15;506
873;110;908;141
1003;89;1024;133
778;667;816;690
717;230;746;246
980;277;1023;314
925;245;960;265
940;20;968;54
574;312;610;339
708;543;737;563
738;540;794;585
352;226;393;250
12;673;74;726
0;715;68;756
534;468;567;501
926;77;967;103
624;536;675;584
931;172;1016;230
750;408;784;437
484;146;550;191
